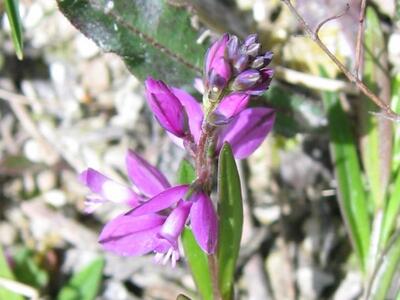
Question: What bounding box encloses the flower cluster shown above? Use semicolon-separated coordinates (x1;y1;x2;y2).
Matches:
79;33;275;266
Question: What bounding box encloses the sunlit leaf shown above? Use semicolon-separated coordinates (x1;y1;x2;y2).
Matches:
217;143;243;299
57;0;206;86
5;0;23;60
57;258;104;300
0;246;24;300
321;68;370;271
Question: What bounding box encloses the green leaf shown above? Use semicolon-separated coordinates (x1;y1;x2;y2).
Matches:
217;143;243;299
380;75;400;249
391;74;400;174
367;232;400;300
57;0;206;86
182;228;213;300
13;248;48;289
380;171;400;250
359;7;391;210
321;69;370;271
177;159;196;184
0;246;24;300
57;258;104;300
5;0;23;60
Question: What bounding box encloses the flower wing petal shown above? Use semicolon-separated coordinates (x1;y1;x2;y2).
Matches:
99;212;166;256
216;107;275;159
125;150;170;198
190;192;218;254
131;185;189;216
79;168;139;206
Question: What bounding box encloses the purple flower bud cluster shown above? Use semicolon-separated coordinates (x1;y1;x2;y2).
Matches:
204;33;274;96
79;33;276;267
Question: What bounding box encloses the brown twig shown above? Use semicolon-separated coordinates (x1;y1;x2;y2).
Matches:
354;0;367;79
281;0;400;122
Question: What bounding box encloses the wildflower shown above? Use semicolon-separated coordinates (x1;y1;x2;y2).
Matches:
79;150;170;212
204;33;274;96
144;77;275;159
99;186;218;266
145;78;188;138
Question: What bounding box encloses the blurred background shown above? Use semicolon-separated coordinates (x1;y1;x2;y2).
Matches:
1;0;400;299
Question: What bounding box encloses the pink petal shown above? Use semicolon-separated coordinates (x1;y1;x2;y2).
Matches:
216;107;275;159
125;150;170;198
145;77;186;137
190;192;218;254
171;88;203;144
205;33;229;76
159;200;192;243
131;185;189;216
79;168;140;206
214;92;250;121
99;212;166;256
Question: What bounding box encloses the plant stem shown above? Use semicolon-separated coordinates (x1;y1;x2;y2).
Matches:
208;254;222;300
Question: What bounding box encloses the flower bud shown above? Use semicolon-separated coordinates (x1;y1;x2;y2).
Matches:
233;54;249;73
145;77;187;137
251;56;265;69
204;34;229;81
264;51;274;65
231;70;260;91
243;34;258;47
227;35;239;59
245;43;260;57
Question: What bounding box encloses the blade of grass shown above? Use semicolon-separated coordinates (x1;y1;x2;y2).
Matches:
321;68;370;271
359;7;392;211
0;246;24;300
5;0;23;60
367;232;400;300
217;143;243;299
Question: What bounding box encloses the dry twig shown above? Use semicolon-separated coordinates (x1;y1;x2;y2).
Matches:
354;0;367;79
281;0;400;122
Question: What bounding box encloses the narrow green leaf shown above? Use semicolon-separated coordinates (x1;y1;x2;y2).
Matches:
57;258;104;300
182;229;213;300
321;69;370;271
391;74;400;174
367;232;400;300
380;172;400;250
57;0;206;86
5;0;23;60
177;160;213;300
360;7;391;210
0;246;24;300
13;248;48;288
217;143;243;299
380;76;400;249
177;159;196;185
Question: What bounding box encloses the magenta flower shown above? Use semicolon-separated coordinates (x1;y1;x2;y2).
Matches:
144;77;275;159
204;33;274;96
79;150;171;212
99;186;218;266
204;33;231;90
145;78;188;138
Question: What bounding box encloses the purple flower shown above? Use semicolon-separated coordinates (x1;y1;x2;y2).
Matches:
99;186;218;266
213;92;250;124
204;33;231;89
204;33;274;96
79;150;171;212
148;79;275;159
145;77;188;137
